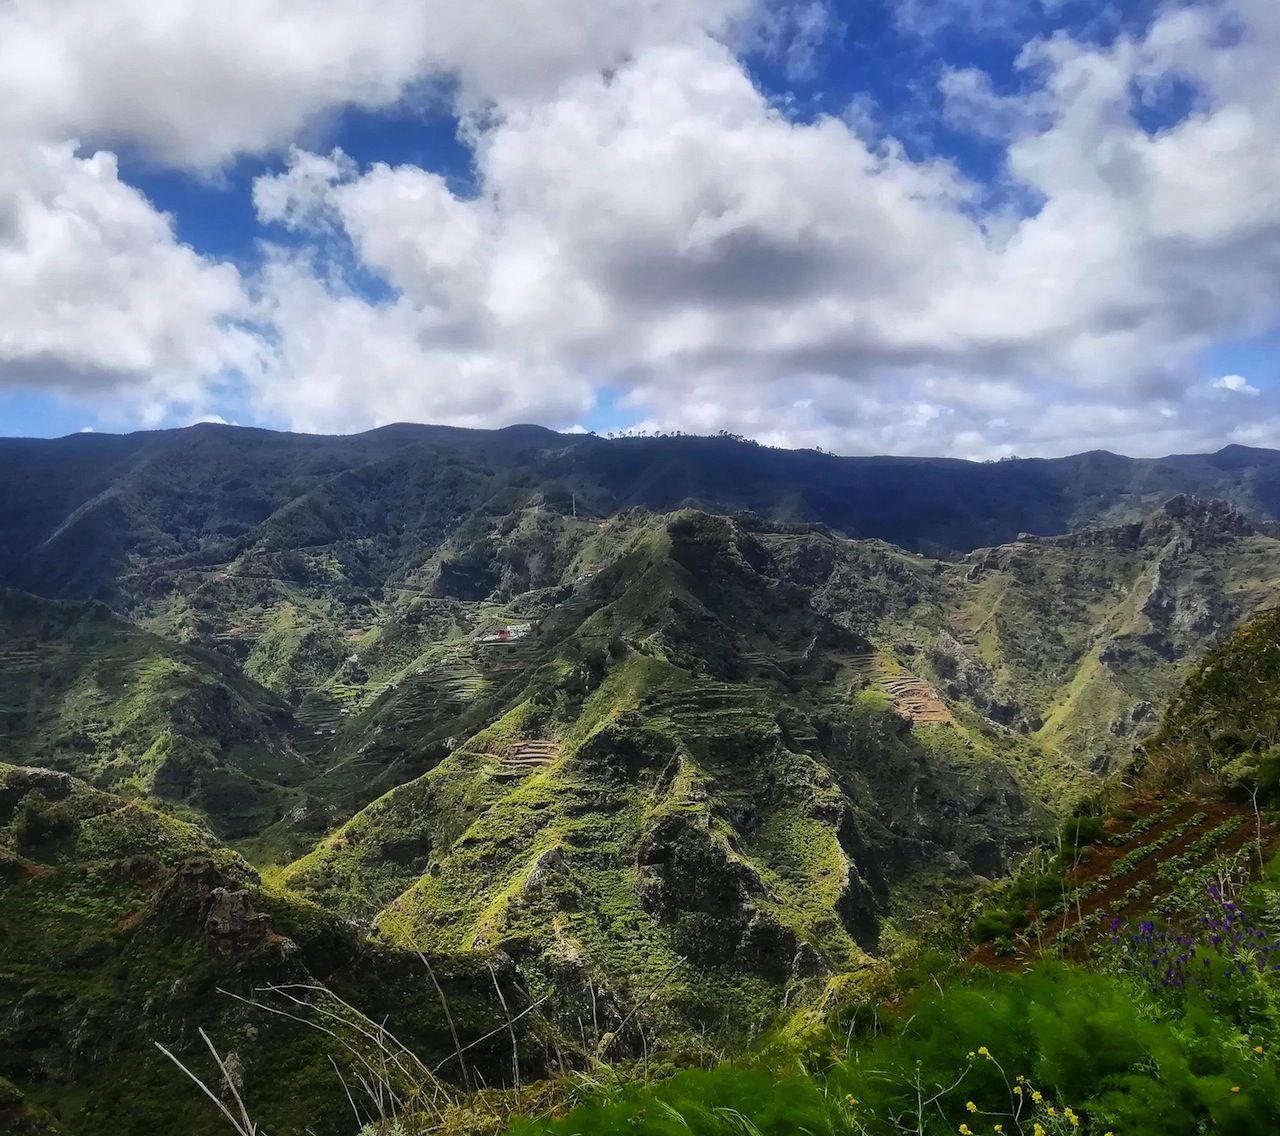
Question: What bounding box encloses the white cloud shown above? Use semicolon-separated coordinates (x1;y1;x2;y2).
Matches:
251;251;595;433
752;1;842;82
2;0;1280;457
0;141;256;423
1213;374;1261;396
0;0;753;424
0;0;754;169
240;3;1280;454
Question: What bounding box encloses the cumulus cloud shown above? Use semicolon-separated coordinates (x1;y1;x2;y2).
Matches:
1213;375;1261;396
241;1;1280;453
1;0;1279;456
251;250;596;433
0;0;752;426
0;141;255;422
0;0;754;168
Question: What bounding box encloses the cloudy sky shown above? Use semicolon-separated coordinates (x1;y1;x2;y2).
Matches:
0;0;1277;458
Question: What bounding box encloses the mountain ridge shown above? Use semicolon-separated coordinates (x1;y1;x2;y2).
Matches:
8;425;1280;1133
7;424;1280;617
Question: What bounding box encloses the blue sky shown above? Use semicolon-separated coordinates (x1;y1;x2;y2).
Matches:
0;0;1276;457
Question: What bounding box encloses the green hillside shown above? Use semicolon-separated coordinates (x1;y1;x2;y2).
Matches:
6;427;1280;1134
1139;604;1280;797
0;590;310;839
0;762;558;1136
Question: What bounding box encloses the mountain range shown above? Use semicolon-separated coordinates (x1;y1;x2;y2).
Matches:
5;423;1280;1134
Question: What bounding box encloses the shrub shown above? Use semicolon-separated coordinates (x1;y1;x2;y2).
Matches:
511;965;1280;1136
1060;814;1105;849
11;791;75;854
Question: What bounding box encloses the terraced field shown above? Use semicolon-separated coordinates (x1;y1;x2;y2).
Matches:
829;649;951;723
213;609;273;643
474;634;542;682
396;649;487;722
974;798;1277;968
291;691;345;756
480;738;561;780
645;680;767;732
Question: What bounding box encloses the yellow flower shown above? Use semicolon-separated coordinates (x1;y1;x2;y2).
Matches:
959;1126;973;1136
994;1127;1004;1134
1012;1086;1023;1096
968;1051;976;1060
966;1102;978;1113
978;1046;992;1059
1255;1046;1266;1055
845;1095;859;1107
1047;1106;1056;1117
1033;1125;1046;1136
1031;1091;1043;1104
1064;1107;1079;1128
1231;1086;1242;1094
1016;1075;1026;1083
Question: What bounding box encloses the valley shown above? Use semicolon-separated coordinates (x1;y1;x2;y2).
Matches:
4;425;1280;1135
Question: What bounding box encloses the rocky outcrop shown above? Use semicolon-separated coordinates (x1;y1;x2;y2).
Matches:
0;767;76;821
1139;494;1253;549
204;887;272;950
636;810;797;973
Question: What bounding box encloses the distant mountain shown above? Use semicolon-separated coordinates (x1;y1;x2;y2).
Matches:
7;423;1280;1132
5;424;1280;610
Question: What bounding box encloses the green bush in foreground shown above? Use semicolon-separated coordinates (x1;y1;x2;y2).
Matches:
509;964;1279;1136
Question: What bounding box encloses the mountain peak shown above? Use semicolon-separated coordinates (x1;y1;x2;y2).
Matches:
1140;494;1254;544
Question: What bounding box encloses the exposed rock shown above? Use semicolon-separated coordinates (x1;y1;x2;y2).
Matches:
735;908;799;978
525;844;566;890
0;767;76;820
636;813;763;918
636;811;786;968
833;865;881;952
1109;700;1157;738
1139;495;1253;549
790;942;831;979
205;887;272;950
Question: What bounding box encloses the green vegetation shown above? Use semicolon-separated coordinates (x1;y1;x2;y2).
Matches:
1141;606;1280;797
0;762;552;1136
0;589;310;840
6;424;1280;1134
508;960;1280;1136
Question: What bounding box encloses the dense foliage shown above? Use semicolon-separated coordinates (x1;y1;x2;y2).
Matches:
510;892;1280;1136
1141;607;1280;796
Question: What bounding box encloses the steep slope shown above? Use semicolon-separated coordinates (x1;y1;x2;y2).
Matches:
0;590;308;839
765;496;1280;782
1138;603;1280;796
0;763;555;1136
268;499;1280;1056
962;496;1280;773
8;486;1274;857
280;512;1040;1050
124;490;1275;865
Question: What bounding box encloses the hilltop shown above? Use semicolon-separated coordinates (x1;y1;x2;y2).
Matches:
5;424;1280;610
6;425;1280;1133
